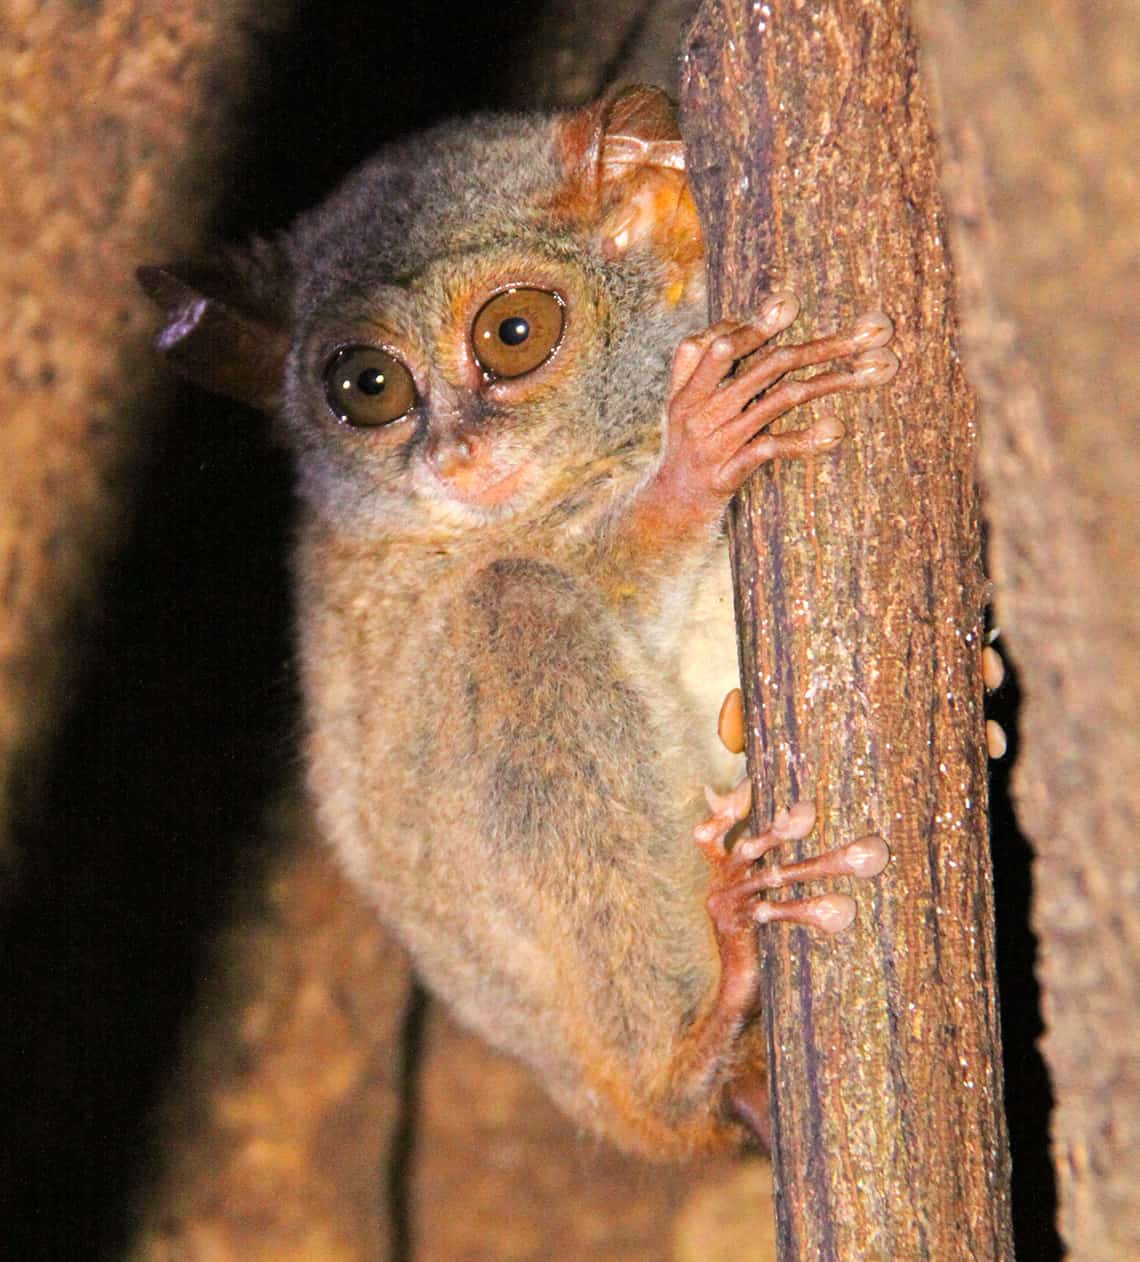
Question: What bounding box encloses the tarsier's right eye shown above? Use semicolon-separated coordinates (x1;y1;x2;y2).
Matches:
323;346;416;426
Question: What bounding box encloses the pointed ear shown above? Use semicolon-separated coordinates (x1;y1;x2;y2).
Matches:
137;239;291;415
554;85;702;276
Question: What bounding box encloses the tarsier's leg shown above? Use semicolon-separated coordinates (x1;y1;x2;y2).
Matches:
631;292;899;544
665;777;888;1121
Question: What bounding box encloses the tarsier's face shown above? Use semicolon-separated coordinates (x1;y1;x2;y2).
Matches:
139;90;706;540
287;241;636;533
323;278;571;514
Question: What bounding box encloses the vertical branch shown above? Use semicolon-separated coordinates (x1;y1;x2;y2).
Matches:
682;3;1013;1259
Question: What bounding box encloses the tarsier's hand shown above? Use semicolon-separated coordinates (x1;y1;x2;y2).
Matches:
637;293;898;540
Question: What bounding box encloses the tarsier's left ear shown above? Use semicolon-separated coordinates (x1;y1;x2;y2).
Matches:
137;238;292;415
554;84;702;274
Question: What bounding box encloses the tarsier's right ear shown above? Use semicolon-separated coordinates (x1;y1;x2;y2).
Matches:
553;85;702;292
137;239;292;415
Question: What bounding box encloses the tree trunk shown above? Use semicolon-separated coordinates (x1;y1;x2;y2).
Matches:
681;3;1014;1259
915;3;1140;1257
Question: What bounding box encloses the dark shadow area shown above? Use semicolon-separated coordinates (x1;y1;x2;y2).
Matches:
386;985;429;1262
2;3;534;1258
2;385;297;1262
987;641;1063;1261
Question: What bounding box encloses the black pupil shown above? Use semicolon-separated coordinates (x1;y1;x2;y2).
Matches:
357;366;386;395
498;317;529;346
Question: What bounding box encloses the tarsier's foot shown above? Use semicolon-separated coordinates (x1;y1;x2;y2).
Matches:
694;776;889;938
664;774;888;1146
644;293;898;537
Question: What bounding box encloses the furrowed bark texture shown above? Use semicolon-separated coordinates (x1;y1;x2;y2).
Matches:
682;3;1013;1260
916;3;1140;1256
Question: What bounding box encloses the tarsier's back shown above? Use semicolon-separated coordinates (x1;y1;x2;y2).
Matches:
141;86;895;1156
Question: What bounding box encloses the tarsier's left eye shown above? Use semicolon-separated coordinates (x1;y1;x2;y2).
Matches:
472;288;565;379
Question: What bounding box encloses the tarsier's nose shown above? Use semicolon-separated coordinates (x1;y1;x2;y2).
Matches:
422;406;530;508
427;430;477;478
423;380;492;478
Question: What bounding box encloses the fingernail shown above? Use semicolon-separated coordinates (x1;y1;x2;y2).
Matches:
773;800;815;839
844;836;890;877
986;719;1008;759
761;291;800;330
718;687;746;754
982;645;1005;690
812;418;846;449
854;347;900;383
815;894;857;934
853;311;894;348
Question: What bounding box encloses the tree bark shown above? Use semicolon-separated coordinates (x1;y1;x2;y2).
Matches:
915;3;1140;1257
681;3;1014;1259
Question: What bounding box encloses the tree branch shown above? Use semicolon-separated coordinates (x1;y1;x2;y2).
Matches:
681;3;1014;1257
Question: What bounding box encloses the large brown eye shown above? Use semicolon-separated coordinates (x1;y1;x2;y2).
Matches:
323;346;416;426
471;288;565;379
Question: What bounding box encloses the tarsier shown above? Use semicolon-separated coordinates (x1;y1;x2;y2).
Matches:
140;86;899;1156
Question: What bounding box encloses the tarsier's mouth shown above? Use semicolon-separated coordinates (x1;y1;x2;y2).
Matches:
425;453;533;509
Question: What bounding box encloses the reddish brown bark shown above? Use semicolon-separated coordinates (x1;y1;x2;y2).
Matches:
682;3;1014;1258
916;2;1140;1257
